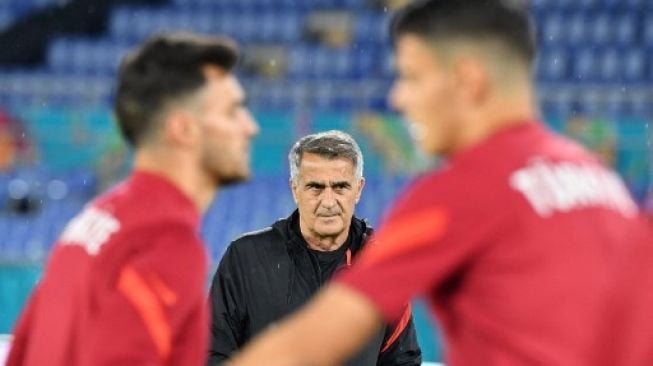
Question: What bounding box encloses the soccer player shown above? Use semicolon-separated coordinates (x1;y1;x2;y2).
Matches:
7;33;259;366
229;1;653;365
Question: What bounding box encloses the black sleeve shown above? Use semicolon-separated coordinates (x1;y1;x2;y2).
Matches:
207;245;247;366
376;307;422;366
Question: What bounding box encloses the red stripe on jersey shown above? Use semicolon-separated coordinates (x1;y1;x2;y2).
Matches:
118;265;172;361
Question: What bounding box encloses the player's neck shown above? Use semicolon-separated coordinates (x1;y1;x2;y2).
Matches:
454;87;538;155
133;148;218;212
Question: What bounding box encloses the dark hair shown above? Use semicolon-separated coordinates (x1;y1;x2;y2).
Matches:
289;130;364;181
114;32;239;147
390;0;535;64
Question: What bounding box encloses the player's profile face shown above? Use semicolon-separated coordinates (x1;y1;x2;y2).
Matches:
292;153;364;240
390;35;460;156
195;68;259;186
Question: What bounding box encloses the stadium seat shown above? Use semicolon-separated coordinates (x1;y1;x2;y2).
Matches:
643;13;653;46
536;47;569;82
622;48;646;82
598;47;620;82
572;47;598;82
540;12;565;45
589;12;613;45
567;11;588;45
613;12;637;45
355;12;388;44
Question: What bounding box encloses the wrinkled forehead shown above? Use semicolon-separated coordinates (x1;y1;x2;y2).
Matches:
298;154;356;180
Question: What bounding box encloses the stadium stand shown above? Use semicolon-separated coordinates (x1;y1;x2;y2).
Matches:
0;0;651;363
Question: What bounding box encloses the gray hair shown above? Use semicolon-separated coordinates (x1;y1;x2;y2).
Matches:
288;130;364;182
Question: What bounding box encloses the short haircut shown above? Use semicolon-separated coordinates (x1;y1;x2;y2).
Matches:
390;0;535;65
114;32;239;147
289;130;364;182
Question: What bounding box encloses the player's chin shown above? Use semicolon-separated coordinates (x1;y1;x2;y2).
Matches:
217;167;251;187
418;137;447;156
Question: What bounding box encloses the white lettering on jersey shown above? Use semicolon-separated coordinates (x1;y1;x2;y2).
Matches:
59;207;120;255
510;158;638;218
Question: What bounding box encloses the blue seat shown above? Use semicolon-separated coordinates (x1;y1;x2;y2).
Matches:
643;13;653;46
597;47;620;82
572;48;598;82
539;88;575;118
109;7;134;40
621;0;648;8
47;38;73;72
355;12;388;43
600;0;623;9
576;0;599;8
566;11;588;45
288;46;313;79
536;47;569;81
622;48;646;82
589;12;613;45
540;12;564;45
276;13;302;43
613;12;636;45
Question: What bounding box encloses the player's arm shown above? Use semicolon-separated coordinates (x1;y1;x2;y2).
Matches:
5;287;40;366
230;173;489;365
207;244;247;365
229;282;382;366
88;224;207;365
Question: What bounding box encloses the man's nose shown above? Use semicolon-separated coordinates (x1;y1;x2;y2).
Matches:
320;189;337;208
242;109;259;137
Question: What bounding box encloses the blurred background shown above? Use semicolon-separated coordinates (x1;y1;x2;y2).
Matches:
0;0;651;362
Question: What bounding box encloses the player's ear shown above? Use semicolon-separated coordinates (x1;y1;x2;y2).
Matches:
452;56;489;106
163;109;199;147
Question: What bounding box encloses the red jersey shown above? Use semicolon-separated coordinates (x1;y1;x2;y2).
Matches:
7;171;209;366
338;123;653;365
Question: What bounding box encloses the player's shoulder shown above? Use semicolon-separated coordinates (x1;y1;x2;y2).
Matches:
400;164;486;201
114;218;201;260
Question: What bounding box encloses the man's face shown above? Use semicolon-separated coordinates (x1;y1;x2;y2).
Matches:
390;34;461;156
195;67;259;186
291;153;364;241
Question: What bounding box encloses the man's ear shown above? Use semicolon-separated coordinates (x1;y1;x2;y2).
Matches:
355;177;365;203
290;178;299;204
162;109;199;147
452;56;490;106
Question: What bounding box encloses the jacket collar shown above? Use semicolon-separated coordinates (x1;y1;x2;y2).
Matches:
271;209;372;256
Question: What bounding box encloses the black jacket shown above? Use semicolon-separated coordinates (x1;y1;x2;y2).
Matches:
208;211;422;365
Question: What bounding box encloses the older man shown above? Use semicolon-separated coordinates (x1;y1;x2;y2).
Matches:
207;130;421;365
